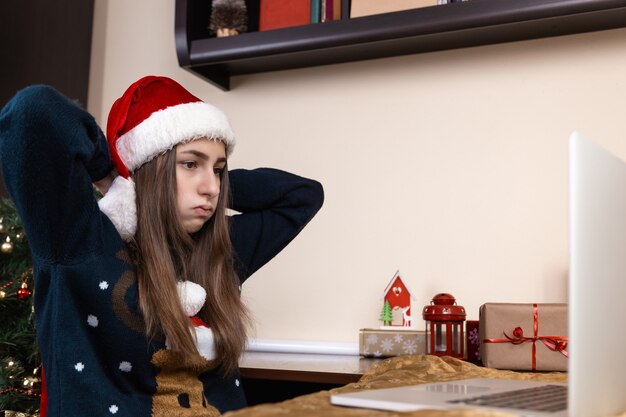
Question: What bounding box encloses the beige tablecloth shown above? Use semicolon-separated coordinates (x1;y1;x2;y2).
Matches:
226;354;625;417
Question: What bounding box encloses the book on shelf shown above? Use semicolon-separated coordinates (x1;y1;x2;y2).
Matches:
311;0;320;23
341;0;350;19
326;0;333;22
313;0;341;23
259;0;312;31
333;0;342;20
350;0;439;18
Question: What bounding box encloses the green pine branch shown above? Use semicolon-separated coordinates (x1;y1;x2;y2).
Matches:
0;198;40;414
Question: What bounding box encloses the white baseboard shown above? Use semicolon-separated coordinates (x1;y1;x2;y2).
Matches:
247;338;359;355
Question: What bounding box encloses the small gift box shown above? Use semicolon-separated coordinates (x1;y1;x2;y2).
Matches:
466;320;482;365
359;328;426;358
479;303;568;371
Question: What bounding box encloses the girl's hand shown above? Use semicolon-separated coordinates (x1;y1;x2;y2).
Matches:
93;171;117;196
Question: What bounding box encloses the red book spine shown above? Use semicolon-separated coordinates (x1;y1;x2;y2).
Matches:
259;0;312;31
325;0;334;21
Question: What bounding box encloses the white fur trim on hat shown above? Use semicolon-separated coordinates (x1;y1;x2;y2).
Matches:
98;176;137;241
116;101;235;174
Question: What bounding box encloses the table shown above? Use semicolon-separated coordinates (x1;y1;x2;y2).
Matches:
239;351;380;405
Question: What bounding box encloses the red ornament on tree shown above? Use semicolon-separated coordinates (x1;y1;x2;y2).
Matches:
17;282;32;300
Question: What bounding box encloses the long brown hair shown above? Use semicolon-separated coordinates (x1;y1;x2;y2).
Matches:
131;142;250;375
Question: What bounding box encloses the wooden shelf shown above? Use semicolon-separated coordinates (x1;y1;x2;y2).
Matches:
175;0;626;91
239;351;379;384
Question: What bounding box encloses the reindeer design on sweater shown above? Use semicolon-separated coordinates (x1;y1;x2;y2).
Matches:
112;249;220;416
150;281;219;416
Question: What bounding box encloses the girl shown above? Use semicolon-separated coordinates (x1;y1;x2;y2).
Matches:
0;76;324;417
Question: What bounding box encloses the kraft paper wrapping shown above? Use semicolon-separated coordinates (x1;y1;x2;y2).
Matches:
359;328;426;358
479;303;568;371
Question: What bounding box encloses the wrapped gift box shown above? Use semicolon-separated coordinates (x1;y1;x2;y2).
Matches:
359;328;426;358
479;303;568;371
466;320;482;365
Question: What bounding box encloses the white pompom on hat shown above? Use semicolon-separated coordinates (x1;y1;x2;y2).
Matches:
98;75;235;240
169;280;215;361
176;281;207;317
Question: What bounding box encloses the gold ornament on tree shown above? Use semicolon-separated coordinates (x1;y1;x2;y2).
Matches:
209;0;248;37
2;235;13;253
5;411;32;417
0;216;5;233
0;280;11;299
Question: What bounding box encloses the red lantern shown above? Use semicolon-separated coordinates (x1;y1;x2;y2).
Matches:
422;293;466;359
17;282;32;300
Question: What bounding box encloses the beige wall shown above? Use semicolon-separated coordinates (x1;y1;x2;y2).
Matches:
89;0;626;350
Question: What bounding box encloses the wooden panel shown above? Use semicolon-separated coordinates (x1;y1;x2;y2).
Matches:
0;0;94;198
0;0;94;108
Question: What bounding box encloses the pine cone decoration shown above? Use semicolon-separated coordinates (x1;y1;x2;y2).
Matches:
209;0;248;37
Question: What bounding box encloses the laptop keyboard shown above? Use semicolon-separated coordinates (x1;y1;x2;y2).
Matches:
447;384;567;413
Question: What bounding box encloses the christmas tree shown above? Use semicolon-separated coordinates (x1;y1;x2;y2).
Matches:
379;300;393;326
0;197;41;415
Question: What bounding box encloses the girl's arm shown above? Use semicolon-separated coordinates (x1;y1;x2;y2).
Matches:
228;168;324;282
0;85;113;261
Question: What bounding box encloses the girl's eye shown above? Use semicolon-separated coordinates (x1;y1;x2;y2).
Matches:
214;167;224;175
181;161;197;169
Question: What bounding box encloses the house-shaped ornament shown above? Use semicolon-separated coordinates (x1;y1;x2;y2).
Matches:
380;270;417;329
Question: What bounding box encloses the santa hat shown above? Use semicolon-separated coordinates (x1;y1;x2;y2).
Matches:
98;75;235;240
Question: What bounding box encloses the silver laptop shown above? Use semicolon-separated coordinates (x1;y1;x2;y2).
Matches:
330;132;626;417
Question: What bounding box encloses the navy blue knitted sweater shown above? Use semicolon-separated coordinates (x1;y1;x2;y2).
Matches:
0;85;324;417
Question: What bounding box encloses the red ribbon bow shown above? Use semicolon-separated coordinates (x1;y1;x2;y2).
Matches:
483;304;568;370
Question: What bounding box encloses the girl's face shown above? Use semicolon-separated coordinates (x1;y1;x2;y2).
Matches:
175;139;226;234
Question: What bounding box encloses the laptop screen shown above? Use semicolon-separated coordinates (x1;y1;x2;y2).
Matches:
568;132;626;417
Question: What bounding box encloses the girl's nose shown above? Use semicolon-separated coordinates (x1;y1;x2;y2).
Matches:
200;172;220;198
